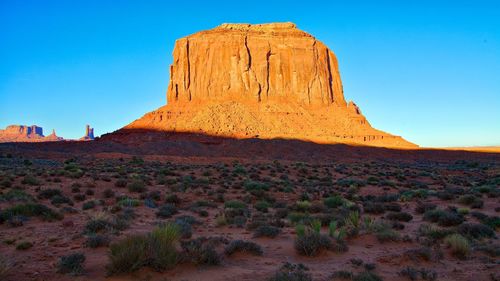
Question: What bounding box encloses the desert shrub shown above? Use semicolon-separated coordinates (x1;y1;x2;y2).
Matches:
117;197;141;207
254;225;281;238
16;241;33;250
404;247;437;262
173;219;193;239
310;219;322;234
399;266;437;281
82;200;97;210
224;208;249;227
415;202;437;214
147;224;180;271
295;223;306;237
84;216;113;234
457;207;470;215
127;180;146;193
51;195;72;206
143;197;156;208
383;202;401;212
224;240;263;256
57;253;86;275
374;224;400;243
180;239;221;265
386;212;413;222
85;234;110;248
0;203;62;223
344;211;361;236
114;179;127;188
332;270;353;279
364;202;385;214
106;224;180;275
324;195;344;208
418;224;453;240
0;179;12;188
457;223;495;239
423;209;463;227
244;180;269;192
294;231;332;256
175;215;198;225
444;234;470;259
102;188;115;198
38;188;62;199
21;175;39;185
268;262;312;281
337;178;366;187
215;214;227;226
477;215;500;230
73;194;86;202
295;201;311;212
6;214;26;227
288;212;311;225
274;208;288;219
328;221;347;241
165;194;181;204
352;271;383;281
106;235;148;275
436;191;454;201
0;189;33;202
156;204;178;218
224;200;246;209
308;202;327;213
458;195;483;208
255;201;271;213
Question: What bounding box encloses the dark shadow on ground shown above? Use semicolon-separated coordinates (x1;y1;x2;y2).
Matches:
0;129;498;163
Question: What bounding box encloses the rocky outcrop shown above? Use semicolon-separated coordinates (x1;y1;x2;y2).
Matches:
80;125;95;141
120;23;416;148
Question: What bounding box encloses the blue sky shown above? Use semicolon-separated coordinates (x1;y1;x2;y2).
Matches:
1;1;499;147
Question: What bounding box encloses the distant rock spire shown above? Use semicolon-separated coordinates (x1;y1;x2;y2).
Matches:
80;125;95;141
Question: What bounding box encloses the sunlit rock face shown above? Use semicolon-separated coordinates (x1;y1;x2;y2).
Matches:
122;23;416;148
168;22;346;106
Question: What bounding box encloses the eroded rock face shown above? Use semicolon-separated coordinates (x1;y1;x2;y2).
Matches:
121;23;417;148
168;22;345;106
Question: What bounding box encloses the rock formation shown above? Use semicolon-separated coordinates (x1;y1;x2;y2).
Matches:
80;125;95;141
117;23;417;148
0;125;62;143
45;129;64;141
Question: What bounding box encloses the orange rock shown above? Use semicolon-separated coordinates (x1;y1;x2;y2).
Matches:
123;23;417;148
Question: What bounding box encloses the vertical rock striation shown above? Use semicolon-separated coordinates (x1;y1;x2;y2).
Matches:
167;23;346;106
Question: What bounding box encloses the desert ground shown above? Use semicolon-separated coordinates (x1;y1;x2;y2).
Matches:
0;138;498;281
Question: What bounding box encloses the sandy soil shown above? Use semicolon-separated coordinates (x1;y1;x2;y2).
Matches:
0;140;498;281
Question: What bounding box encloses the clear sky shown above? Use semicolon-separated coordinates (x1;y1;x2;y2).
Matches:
1;1;499;147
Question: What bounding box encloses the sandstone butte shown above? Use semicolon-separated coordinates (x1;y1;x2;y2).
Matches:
119;22;417;148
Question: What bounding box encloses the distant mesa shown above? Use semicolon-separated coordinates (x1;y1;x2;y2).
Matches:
108;22;416;148
0;124;95;143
